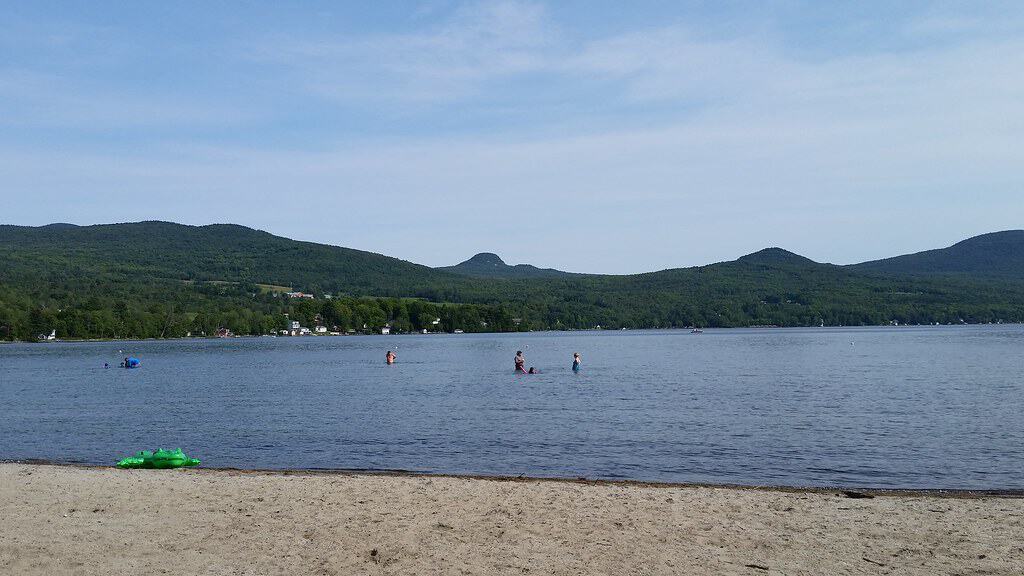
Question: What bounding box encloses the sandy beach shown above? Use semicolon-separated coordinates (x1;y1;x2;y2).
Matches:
2;463;1021;575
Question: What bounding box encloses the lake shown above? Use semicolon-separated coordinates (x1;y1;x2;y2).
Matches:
2;326;1022;489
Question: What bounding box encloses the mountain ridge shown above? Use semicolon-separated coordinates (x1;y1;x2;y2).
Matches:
6;222;1023;280
3;222;1024;341
850;230;1024;278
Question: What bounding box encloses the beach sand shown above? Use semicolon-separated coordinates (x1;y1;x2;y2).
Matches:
1;463;1021;575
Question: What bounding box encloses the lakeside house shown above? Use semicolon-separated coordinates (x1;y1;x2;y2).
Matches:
314;326;327;334
281;320;313;336
285;291;315;299
381;326;391;335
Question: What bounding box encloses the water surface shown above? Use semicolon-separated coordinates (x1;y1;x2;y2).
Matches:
2;326;1022;489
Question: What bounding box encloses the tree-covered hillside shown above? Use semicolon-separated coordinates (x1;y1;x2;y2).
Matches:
851;230;1024;278
0;221;463;298
2;222;1024;341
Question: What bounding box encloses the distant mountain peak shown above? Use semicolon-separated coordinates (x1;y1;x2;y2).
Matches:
738;247;816;265
461;252;507;267
440;252;576;279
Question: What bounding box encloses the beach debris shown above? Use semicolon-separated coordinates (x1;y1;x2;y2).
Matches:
862;557;886;567
116;448;200;469
744;564;769;571
841;490;874;499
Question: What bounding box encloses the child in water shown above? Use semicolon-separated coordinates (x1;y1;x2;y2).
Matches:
386;350;396;365
514;351;526;373
572;352;581;372
528;367;538;374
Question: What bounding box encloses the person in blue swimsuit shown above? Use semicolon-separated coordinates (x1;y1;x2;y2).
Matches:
572;352;581;372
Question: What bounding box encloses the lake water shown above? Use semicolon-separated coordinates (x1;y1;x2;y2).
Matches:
2;326;1022;489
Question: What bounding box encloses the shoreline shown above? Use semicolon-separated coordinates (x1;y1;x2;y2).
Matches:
3;322;1020;344
3;462;1021;575
10;460;1024;499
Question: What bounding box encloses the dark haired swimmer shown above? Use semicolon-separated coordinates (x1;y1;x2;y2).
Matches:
515;351;526;373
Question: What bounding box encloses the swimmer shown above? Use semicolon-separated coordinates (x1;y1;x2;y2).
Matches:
514;350;526;373
528;367;539;374
572;352;581;372
386;350;396;365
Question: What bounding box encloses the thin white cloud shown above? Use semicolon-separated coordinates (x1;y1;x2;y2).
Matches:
252;0;557;105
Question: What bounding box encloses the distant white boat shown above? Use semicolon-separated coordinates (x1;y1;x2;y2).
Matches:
691;328;704;334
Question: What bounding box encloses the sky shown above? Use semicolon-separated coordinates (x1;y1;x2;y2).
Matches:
2;1;1022;274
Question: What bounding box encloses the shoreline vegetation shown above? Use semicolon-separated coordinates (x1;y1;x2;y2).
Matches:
2;321;1021;345
3;463;1021;575
4;222;1024;342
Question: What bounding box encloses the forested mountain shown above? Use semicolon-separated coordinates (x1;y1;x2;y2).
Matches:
2;222;1024;341
738;248;820;267
850;230;1024;278
0;221;462;298
440;252;577;278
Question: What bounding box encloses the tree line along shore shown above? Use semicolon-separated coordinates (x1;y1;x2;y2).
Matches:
3;283;1022;343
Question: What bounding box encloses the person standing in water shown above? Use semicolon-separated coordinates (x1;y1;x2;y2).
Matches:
514;350;526;373
572;352;582;372
386;350;396;365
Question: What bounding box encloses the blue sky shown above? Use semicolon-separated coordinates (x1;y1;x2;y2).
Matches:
2;1;1022;273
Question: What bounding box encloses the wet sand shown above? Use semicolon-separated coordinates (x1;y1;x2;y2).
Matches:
2;463;1022;575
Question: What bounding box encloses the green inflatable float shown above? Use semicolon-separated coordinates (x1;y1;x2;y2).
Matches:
116;448;200;469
